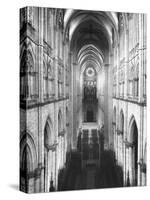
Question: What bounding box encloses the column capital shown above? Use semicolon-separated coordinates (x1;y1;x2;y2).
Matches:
124;139;134;148
45;141;58;151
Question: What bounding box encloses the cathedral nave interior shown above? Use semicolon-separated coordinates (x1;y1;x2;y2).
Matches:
20;7;147;193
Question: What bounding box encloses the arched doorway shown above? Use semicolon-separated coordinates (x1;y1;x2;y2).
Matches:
44;118;53;192
129;118;138;186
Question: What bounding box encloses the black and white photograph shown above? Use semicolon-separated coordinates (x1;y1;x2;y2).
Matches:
19;6;147;193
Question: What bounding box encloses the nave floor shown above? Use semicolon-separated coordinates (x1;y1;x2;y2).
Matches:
59;150;123;191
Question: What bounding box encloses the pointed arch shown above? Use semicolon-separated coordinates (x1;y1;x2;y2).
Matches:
20;131;38;172
21;144;33;172
128;115;138;142
20;41;35;69
44;115;53;147
20;45;36;100
44;115;54;192
128;115;138;186
119;109;124;134
20;134;37;193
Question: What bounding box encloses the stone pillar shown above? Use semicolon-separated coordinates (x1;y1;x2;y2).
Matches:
78;69;83;128
116;130;118;163
54;149;57;190
52;150;55;188
126;147;130;186
108;53;114;148
37;7;45;193
34;174;40;193
61;136;63;168
116;44;120;99
141;171;146;186
69;52;74;149
124;28;129;99
47;150;52;191
54;26;58;99
72;62;78;149
123;144;127;186
115;129;118;162
103;63;109;149
138;14;147;186
138;13;145;103
128;147;133;186
54;103;58;189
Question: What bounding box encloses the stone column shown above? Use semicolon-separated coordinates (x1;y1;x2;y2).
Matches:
69;52;73;149
138;14;147;186
103;63;109;149
123;144;127;186
138;13;144;103
108;52;114;148
72;62;78;149
47;150;52;191
126;147;130;186
116;44;120;99
61;136;63;168
36;7;45;193
54;149;57;189
52;150;55;187
128;147;133;186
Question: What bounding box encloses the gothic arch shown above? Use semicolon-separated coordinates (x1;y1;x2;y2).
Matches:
44;115;53;146
20;41;35;69
21;144;33;172
119;109;124;134
20;46;36;100
128;115;138;186
20;131;38;170
44;115;54;192
64;10;118;50
128;115;138;142
20;131;38;192
20;49;34;72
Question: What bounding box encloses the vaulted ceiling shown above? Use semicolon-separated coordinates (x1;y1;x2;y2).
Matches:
64;9;119;73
